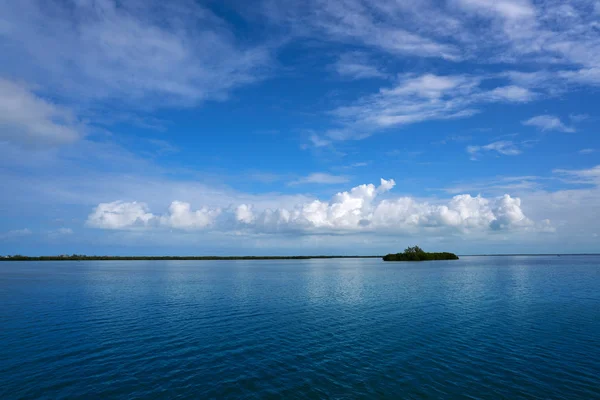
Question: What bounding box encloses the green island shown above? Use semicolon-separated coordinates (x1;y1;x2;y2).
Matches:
383;246;459;262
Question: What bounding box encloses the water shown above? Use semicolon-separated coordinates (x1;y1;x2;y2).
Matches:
1;257;599;399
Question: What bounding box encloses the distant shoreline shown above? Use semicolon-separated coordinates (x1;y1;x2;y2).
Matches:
1;254;599;261
0;255;382;261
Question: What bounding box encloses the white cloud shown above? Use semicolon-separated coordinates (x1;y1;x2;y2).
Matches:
484;85;535;102
265;0;462;61
384;74;478;99
86;201;155;229
235;204;255;224
570;114;589;123
0;228;32;239
325;73;538;141
266;0;600;81
0;0;272;106
290;173;350;185
443;175;544;195
559;68;600;87
553;165;600;185
307;134;331;148
0;79;82;146
522;115;575;132
272;0;600;128
87;178;542;234
47;227;74;237
454;0;535;20
579;148;595;154
467;140;522;159
327;74;478;140
159;201;221;230
332;53;387;80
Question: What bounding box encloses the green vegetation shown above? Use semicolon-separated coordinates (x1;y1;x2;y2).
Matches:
0;254;381;261
383;246;459;262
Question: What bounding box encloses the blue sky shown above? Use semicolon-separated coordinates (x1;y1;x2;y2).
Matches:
1;0;599;255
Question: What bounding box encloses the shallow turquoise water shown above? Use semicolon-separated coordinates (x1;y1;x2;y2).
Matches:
1;256;599;399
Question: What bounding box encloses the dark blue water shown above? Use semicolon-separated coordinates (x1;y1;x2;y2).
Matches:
1;257;599;399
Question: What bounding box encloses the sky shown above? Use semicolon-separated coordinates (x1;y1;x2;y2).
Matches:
1;0;599;255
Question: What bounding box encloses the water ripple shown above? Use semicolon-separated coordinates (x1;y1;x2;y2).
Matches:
1;257;599;399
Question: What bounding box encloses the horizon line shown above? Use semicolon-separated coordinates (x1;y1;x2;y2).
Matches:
1;253;600;261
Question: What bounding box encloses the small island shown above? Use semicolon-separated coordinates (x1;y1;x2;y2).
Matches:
383;246;459;262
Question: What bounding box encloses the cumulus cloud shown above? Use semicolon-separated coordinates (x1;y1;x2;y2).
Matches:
0;79;82;146
159;201;221;230
87;179;541;234
86;201;155;229
522;115;575;132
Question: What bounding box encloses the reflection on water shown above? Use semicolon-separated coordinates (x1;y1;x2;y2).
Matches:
305;259;365;305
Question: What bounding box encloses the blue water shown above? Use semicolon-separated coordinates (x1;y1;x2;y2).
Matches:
1;257;599;399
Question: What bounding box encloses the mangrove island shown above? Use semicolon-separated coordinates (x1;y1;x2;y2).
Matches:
383;246;459;261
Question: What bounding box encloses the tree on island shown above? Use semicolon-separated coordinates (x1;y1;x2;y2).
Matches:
383;246;459;261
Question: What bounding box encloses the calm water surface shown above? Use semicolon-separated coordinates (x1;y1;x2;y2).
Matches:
0;257;599;399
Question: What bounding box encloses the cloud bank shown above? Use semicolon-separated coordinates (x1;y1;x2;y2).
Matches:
88;179;541;235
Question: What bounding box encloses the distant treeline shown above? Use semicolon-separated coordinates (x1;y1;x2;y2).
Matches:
383;246;459;262
0;255;381;261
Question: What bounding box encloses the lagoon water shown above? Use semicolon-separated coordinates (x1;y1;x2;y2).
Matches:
1;257;599;399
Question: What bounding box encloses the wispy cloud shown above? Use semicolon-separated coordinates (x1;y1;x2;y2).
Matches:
147;139;179;156
307;134;331;148
483;85;536;102
47;228;74;237
0;0;273;107
467;140;522;160
290;173;350;185
0;228;32;239
553;165;600;185
0;79;82;147
331;52;388;80
579;148;595;155
570;114;589;123
433;135;473;145
264;0;462;60
323;73;537;142
522;115;575;133
269;0;600;149
443;175;545;195
453;0;535;21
